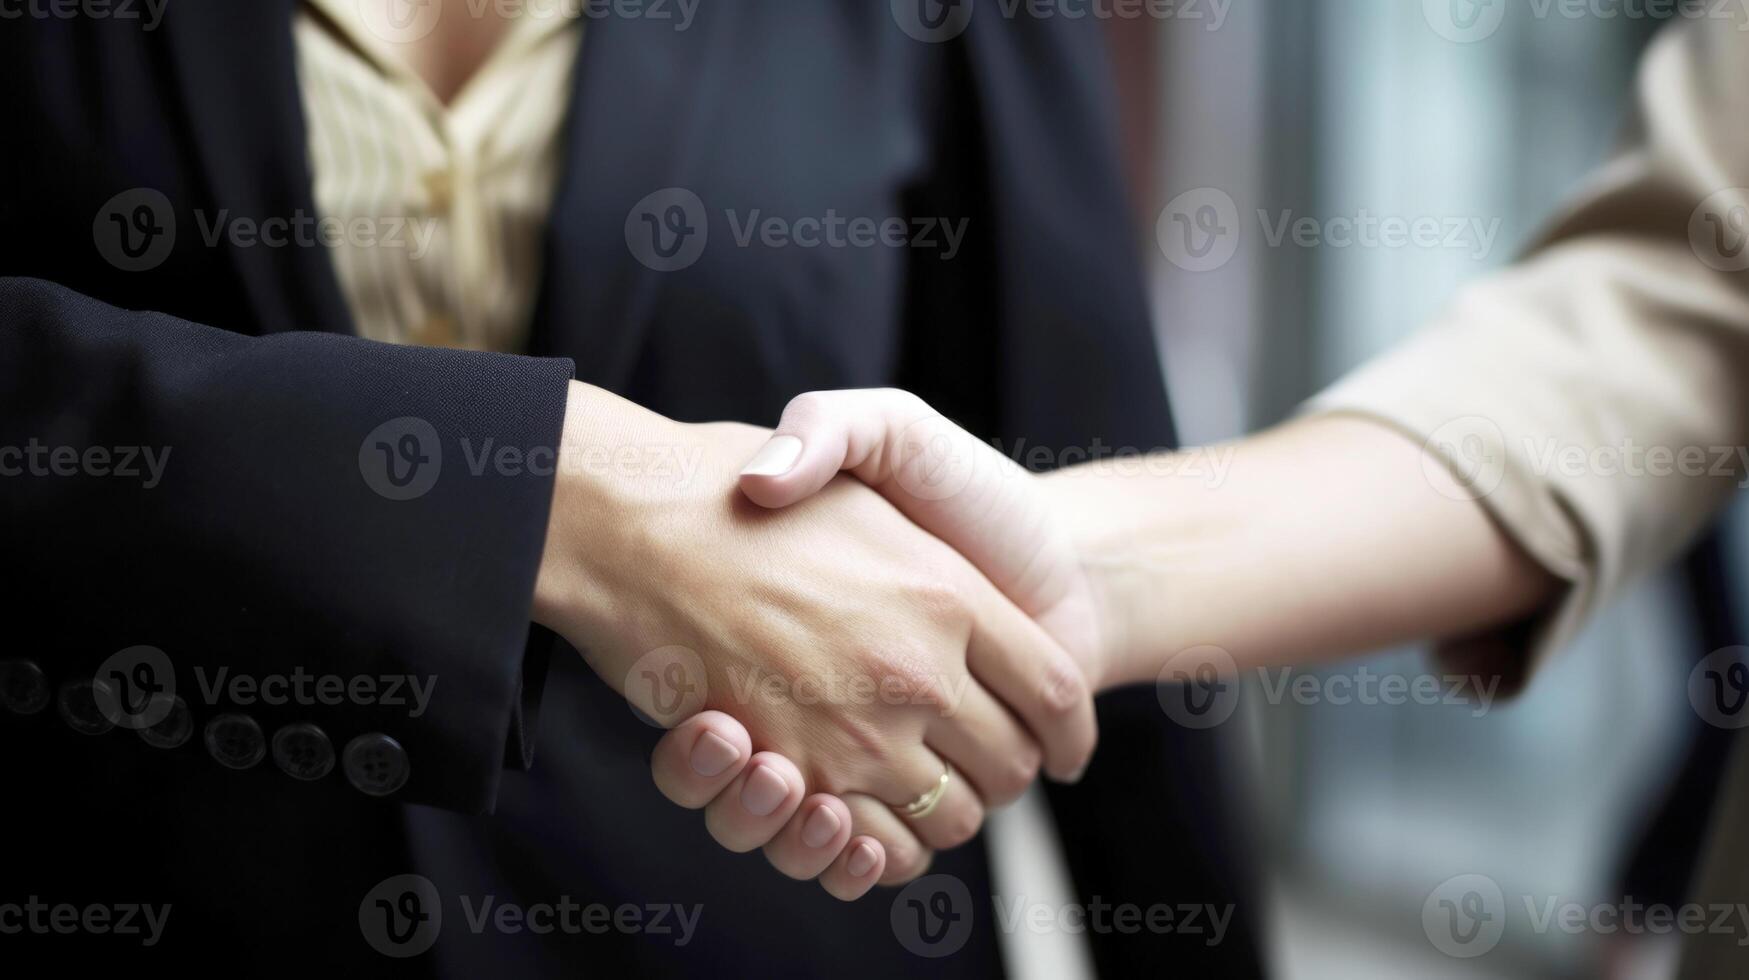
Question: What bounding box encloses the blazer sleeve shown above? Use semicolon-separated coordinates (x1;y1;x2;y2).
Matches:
0;276;575;814
1304;22;1749;691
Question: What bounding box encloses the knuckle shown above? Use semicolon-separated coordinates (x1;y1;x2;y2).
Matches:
858;643;947;711
783;390;832;425
934;808;983;850
908;575;967;622
990;747;1042;803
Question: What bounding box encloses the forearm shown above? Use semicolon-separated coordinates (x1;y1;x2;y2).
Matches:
1047;415;1564;688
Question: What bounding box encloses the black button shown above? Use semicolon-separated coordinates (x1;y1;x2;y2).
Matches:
343;733;409;797
57;679;115;735
272;723;335;781
1;660;49;715
137;695;193;749
204;713;266;770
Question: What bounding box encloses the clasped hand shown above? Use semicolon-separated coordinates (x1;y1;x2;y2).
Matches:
533;384;1099;901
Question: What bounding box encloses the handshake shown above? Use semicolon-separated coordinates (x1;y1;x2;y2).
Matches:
531;383;1120;902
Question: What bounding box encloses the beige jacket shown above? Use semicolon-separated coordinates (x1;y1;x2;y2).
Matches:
1306;22;1749;977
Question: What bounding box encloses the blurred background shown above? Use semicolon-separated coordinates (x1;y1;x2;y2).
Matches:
1104;3;1749;977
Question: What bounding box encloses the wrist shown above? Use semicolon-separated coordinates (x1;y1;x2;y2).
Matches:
1041;453;1232;689
531;381;670;642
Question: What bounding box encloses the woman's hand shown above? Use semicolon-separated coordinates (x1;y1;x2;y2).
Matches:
734;391;1566;696
734;388;1114;693
532;382;1094;897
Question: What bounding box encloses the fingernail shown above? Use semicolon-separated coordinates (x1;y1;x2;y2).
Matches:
740;763;789;816
689;731;740;777
739;435;804;477
801;805;841;848
846;842;879;878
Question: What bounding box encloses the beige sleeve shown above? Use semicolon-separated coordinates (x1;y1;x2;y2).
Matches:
1304;22;1749;688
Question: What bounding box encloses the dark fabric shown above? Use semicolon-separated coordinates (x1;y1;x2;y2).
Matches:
0;2;1260;976
1616;532;1744;907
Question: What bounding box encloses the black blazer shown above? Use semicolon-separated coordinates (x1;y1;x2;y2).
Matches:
0;3;1259;976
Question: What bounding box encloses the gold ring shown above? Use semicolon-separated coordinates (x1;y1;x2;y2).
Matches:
900;766;952;820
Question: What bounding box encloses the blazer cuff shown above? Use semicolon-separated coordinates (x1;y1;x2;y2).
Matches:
1298;387;1598;697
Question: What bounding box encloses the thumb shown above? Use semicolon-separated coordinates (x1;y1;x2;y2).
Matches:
738;389;1058;612
737;388;990;510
